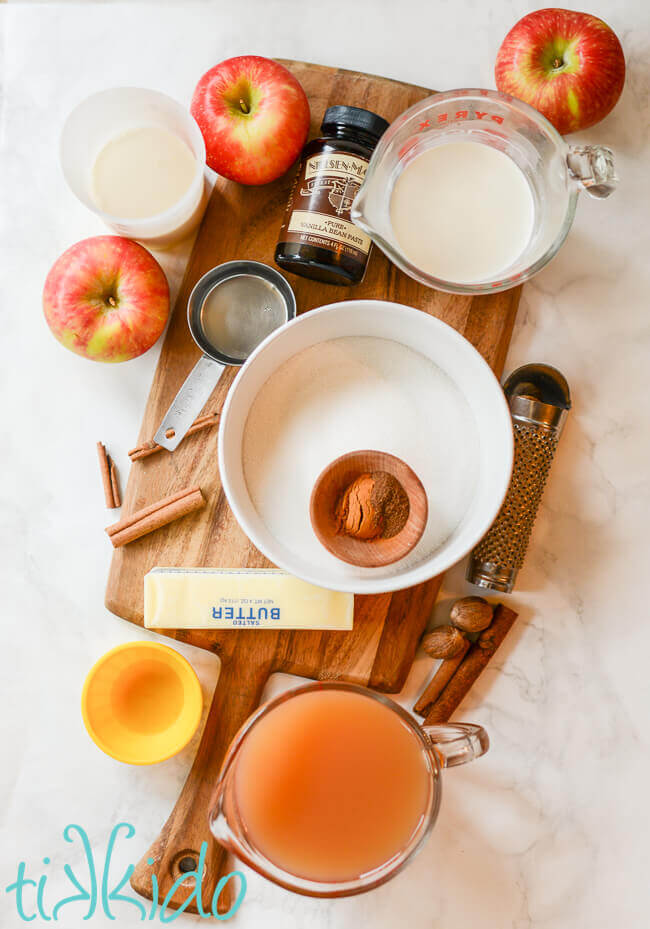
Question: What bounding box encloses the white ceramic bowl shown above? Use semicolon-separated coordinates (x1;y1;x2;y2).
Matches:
218;300;513;594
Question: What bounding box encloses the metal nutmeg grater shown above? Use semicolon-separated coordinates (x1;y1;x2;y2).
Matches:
467;363;571;593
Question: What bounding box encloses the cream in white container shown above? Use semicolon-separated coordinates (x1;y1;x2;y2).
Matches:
92;126;198;219
60;88;207;247
219;300;514;595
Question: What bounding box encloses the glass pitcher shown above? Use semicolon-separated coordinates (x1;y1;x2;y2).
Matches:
351;88;616;294
209;681;489;897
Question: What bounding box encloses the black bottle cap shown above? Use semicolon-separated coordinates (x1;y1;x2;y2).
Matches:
321;106;390;143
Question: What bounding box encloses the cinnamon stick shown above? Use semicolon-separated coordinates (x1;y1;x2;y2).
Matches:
97;442;120;508
106;486;205;548
423;604;518;724
413;638;470;717
128;413;219;461
108;457;121;508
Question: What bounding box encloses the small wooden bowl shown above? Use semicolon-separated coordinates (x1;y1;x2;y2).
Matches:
310;450;428;568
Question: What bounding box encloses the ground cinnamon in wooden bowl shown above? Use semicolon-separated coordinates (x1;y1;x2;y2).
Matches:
335;471;410;540
310;450;428;568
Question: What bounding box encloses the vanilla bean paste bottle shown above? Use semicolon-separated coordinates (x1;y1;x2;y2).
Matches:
275;106;389;285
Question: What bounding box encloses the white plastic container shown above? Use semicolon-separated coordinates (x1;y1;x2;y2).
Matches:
60;87;207;247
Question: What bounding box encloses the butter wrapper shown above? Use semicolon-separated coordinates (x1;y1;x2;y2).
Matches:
144;568;354;631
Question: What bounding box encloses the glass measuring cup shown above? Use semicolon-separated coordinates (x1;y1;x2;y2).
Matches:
210;681;489;898
351;88;616;294
154;261;296;451
60;87;208;247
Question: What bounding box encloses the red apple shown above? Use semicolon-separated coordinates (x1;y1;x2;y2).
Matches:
495;9;625;134
191;55;310;185
43;236;170;362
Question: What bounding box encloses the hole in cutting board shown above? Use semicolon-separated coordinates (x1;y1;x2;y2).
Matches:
170;849;206;884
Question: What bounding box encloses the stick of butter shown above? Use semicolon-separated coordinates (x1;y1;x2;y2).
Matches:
144;568;354;631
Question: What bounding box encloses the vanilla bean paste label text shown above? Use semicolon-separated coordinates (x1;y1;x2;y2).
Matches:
279;150;372;260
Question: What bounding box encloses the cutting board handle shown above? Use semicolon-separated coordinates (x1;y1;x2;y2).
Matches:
130;643;274;917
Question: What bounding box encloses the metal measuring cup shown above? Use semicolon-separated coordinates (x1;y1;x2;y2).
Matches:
154;260;296;452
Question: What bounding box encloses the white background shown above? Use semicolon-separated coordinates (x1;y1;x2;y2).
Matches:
1;1;649;927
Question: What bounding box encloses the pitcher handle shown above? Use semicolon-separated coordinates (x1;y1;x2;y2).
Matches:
422;722;489;768
566;144;617;199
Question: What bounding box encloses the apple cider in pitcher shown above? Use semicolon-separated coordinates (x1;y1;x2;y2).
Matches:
232;688;431;882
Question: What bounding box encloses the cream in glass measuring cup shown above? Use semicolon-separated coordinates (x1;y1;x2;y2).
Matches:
390;140;535;283
153;261;296;452
352;88;617;294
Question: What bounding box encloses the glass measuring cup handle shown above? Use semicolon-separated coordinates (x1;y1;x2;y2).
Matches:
153;354;226;452
567;145;617;199
421;722;489;768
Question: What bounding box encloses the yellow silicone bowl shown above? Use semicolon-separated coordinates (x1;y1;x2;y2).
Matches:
81;641;203;765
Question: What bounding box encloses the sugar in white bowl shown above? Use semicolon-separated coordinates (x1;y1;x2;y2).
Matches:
242;336;479;576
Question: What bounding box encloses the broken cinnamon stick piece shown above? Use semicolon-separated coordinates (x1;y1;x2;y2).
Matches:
414;639;470;717
105;486;205;548
128;413;219;461
108;457;121;508
423;604;518;724
97;442;120;508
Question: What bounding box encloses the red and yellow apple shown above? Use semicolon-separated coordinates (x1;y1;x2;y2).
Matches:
43;236;170;362
495;9;625;134
190;55;310;185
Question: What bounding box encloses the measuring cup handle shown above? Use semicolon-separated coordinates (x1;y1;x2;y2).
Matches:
154;355;226;452
566;144;617;199
421;722;489;768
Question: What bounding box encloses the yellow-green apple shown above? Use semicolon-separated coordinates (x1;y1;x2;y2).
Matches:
495;9;625;134
190;55;310;184
43;236;170;362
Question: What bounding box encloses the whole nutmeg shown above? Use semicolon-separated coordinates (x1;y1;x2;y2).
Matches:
421;625;467;659
450;596;494;634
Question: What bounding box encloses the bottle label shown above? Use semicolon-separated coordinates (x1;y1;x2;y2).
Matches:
278;150;372;260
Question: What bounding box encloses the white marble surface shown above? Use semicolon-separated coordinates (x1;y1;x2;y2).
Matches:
1;1;649;926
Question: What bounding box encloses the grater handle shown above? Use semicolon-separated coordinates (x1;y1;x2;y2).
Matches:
467;364;570;594
467;421;559;592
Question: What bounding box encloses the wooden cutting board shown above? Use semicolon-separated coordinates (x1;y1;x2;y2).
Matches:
105;60;521;914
